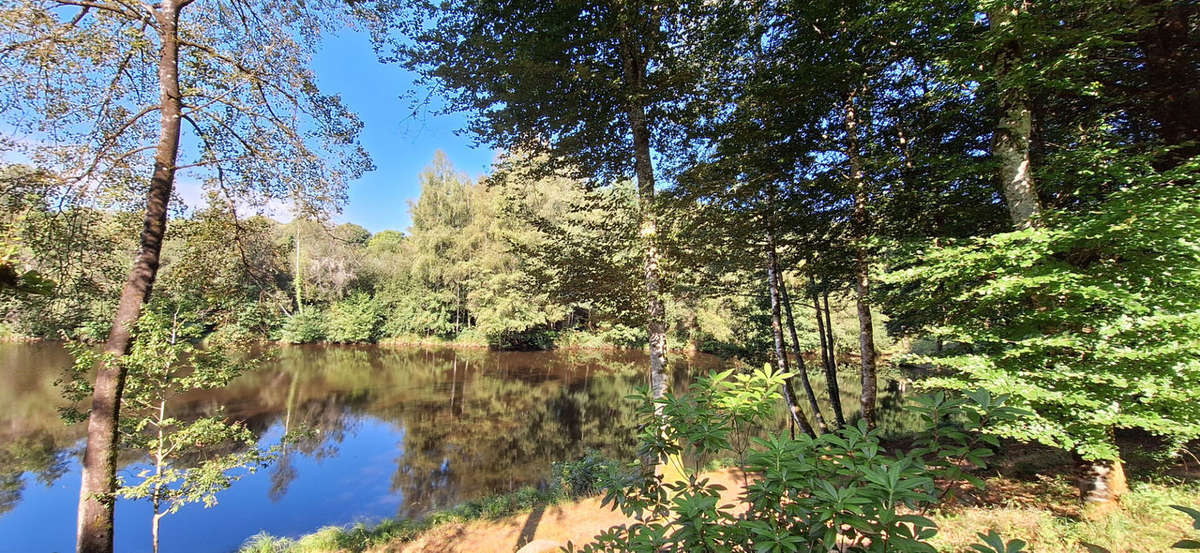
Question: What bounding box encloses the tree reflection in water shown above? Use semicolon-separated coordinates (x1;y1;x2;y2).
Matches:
0;343;919;552
0;343;716;519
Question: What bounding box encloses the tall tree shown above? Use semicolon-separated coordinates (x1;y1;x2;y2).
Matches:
391;0;731;451
987;1;1042;227
0;2;380;551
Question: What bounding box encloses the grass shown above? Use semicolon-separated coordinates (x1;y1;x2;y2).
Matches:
235;486;564;553
235;454;616;553
931;477;1200;553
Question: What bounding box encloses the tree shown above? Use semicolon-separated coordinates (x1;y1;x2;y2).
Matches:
63;301;273;553
391;0;737;453
0;2;382;550
876;0;1200;508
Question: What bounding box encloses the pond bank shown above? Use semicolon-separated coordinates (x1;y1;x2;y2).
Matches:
241;444;1200;553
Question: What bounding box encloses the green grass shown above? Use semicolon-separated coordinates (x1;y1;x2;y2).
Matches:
931;478;1200;553
235;486;565;553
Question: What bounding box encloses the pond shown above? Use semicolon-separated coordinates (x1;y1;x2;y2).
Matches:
0;343;724;553
0;342;910;553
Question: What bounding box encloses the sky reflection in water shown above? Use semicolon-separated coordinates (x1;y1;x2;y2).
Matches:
0;343;718;553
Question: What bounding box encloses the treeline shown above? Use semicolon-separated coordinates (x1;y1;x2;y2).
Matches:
7;153;865;355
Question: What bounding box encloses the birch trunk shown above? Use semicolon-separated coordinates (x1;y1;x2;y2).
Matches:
78;5;183;552
990;4;1041;228
618;32;669;471
844;90;878;430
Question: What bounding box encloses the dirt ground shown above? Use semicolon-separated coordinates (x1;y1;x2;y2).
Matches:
373;468;750;553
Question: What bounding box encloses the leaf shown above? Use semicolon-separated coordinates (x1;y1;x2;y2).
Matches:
1172;505;1200;530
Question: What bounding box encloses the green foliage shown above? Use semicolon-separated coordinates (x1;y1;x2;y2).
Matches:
971;530;1028;553
573;368;1027;553
61;300;276;543
554;451;619;498
281;310;327;344
880;182;1200;461
326;292;382;343
1171;506;1200;549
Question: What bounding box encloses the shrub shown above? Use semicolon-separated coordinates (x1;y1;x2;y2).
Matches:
571;367;1029;553
281;309;326;344
326;293;382;343
879;183;1200;464
554;451;619;498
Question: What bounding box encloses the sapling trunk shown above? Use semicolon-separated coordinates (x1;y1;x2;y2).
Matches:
779;273;827;433
811;279;845;427
766;225;815;438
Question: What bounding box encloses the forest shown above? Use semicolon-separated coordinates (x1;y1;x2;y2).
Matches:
0;0;1198;552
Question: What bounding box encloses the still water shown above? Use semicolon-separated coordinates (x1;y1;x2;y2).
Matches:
0;343;724;553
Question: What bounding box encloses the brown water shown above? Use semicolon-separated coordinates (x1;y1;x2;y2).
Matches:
0;343;722;553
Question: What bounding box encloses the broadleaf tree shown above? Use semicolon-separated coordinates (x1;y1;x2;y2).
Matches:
0;1;386;551
389;0;739;460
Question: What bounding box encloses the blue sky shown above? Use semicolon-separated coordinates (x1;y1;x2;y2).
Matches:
310;30;498;234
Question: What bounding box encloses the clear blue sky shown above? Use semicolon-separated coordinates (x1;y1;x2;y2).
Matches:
311;30;498;234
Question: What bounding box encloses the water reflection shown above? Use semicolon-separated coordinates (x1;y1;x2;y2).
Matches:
0;343;720;553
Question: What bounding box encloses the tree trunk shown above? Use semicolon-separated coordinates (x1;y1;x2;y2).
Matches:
779;272;827;433
854;256;878;430
77;6;183;553
294;221;303;313
811;278;846;427
990;5;1042;228
822;290;836;370
685;308;700;354
844;90;879;431
152;512;163;553
767;225;816;438
1079;456;1130;516
1137;0;1200;168
619;38;669;471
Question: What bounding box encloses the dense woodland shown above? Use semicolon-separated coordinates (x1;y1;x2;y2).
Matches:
1;0;1199;552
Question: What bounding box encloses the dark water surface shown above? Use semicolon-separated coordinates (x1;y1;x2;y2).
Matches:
0;343;723;553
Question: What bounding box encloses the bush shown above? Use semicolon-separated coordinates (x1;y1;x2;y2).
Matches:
326;293;382;343
281;309;326;344
554;451;619;498
571;367;1030;553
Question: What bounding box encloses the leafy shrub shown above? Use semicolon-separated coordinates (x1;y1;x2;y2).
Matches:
879;183;1200;463
326;293;382;343
281;309;326;344
554;451;619;498
72;320;111;343
571;367;1029;553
